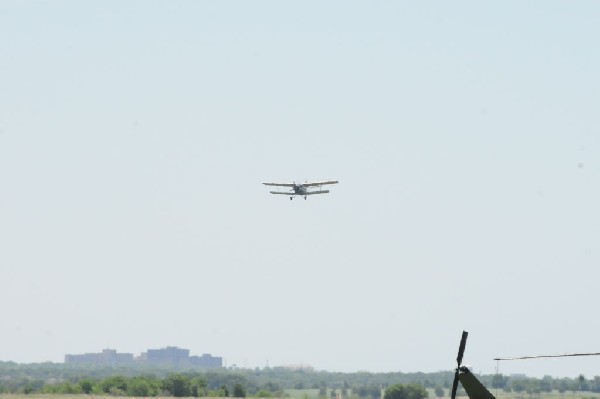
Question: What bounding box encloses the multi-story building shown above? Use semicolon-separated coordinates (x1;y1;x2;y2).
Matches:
65;347;222;368
189;353;223;368
143;346;189;366
65;349;134;365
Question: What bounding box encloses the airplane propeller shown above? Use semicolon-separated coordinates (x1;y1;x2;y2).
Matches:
451;331;468;399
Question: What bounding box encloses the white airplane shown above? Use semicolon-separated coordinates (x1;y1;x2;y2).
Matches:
263;180;339;200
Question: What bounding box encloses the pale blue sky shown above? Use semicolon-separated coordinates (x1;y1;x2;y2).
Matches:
1;1;600;378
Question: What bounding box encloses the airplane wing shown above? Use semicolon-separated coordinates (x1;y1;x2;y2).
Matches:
269;191;294;195
302;180;338;187
459;368;496;399
305;190;330;195
263;182;295;187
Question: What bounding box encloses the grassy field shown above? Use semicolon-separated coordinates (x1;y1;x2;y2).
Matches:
286;388;600;399
479;392;600;399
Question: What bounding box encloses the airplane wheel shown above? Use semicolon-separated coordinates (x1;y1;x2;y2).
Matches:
290;197;293;200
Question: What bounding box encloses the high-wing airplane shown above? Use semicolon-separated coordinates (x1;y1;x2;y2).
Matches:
263;180;338;200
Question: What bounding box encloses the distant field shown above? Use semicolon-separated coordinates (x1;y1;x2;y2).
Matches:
484;392;600;399
436;391;600;399
285;389;321;399
0;396;224;399
0;396;230;399
2;391;600;399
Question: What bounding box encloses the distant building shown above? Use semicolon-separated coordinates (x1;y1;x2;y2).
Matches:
65;349;134;365
65;346;222;369
190;353;223;368
143;346;189;366
141;347;222;368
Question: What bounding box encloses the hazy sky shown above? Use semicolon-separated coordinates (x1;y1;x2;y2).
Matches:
1;1;600;379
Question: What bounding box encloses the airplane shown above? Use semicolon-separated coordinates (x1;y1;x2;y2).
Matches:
262;180;338;200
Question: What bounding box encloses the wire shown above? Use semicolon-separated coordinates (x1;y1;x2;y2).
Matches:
494;352;600;361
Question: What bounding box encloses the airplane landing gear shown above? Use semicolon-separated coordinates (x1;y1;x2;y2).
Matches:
290;197;293;200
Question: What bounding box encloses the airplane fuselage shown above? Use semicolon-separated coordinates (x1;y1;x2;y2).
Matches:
293;185;308;195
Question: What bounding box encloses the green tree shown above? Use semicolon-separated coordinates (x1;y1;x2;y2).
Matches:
355;384;382;399
100;376;128;395
233;383;246;397
434;387;444;398
591;376;600;393
191;376;208;397
79;379;94;394
262;381;282;392
491;374;508;389
511;379;526;393
163;374;192;397
128;377;153;397
406;384;428;399
22;383;34;394
384;384;428;399
525;379;540;394
540;376;553;393
578;374;589;391
557;379;569;393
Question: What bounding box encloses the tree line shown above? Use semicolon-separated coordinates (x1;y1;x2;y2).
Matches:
1;361;600;397
3;373;273;397
0;362;450;396
489;373;600;394
0;371;431;399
